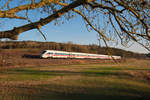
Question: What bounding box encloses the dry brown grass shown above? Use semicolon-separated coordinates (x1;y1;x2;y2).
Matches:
120;58;150;67
0;57;150;100
0;49;116;68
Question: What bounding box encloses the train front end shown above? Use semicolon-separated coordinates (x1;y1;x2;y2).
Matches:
40;50;50;58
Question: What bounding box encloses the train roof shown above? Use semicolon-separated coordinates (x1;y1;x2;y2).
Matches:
44;50;69;53
42;50;121;57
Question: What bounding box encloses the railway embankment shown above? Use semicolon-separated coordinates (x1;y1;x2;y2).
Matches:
0;49;122;68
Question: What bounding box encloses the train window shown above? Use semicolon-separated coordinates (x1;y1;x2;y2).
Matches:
55;53;67;55
55;53;60;55
48;52;53;54
64;53;69;55
41;50;46;54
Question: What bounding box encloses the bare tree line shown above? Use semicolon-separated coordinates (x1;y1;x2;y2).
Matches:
0;41;146;58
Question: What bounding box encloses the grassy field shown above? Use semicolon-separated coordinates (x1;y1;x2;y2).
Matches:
0;59;150;100
0;49;117;67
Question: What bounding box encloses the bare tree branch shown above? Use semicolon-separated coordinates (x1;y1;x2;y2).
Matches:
0;0;90;40
0;0;149;50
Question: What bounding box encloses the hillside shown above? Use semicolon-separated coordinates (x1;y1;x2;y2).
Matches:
0;41;146;58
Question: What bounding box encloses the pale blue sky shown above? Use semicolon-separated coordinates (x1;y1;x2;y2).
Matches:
0;1;149;54
0;16;148;54
17;16;149;54
19;17;98;44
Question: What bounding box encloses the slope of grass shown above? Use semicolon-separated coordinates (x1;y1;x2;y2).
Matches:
0;60;150;100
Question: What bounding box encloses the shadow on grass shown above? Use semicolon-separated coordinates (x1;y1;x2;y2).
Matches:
1;68;150;100
87;67;150;71
6;68;133;78
1;84;150;100
22;54;40;59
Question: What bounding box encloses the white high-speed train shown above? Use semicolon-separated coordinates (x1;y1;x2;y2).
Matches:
40;50;121;60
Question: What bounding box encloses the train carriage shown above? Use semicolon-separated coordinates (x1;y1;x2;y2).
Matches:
40;50;70;58
40;50;121;60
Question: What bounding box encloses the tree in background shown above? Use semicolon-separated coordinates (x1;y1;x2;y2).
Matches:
0;0;149;50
